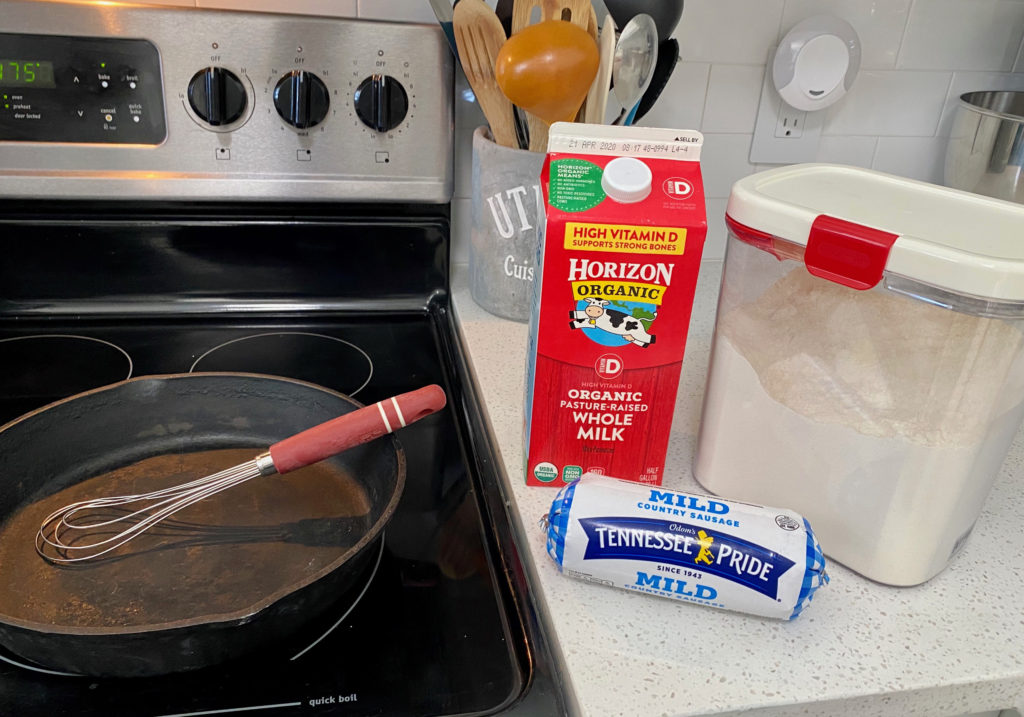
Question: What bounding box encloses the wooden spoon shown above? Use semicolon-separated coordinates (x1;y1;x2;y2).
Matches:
453;0;518;148
511;0;594;150
512;0;591;32
495;19;599;139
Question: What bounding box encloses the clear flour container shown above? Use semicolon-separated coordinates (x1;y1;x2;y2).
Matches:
694;164;1024;586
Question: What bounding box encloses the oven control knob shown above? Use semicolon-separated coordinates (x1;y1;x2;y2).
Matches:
354;75;408;133
274;70;330;129
187;67;247;126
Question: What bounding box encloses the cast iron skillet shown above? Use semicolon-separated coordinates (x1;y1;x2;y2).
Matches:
0;373;406;677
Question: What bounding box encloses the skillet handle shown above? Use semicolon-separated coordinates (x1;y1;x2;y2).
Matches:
268;384;447;474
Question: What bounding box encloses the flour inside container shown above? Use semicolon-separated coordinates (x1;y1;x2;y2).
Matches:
695;267;1024;585
721;268;1024;445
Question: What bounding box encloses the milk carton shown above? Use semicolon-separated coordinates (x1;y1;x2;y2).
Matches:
524;123;706;487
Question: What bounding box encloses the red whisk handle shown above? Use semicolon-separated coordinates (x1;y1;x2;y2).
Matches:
268;384;447;474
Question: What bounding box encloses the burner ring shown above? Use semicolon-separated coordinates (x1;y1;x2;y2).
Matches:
0;335;133;424
189;332;373;397
289;534;385;662
0;651;78;677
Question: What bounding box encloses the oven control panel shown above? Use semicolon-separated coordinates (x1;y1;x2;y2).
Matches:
0;0;453;202
0;33;166;144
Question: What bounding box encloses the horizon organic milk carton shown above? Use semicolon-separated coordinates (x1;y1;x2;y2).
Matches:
524;123;706;487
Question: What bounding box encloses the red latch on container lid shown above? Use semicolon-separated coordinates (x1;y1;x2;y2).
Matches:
725;214;782;259
805;215;898;290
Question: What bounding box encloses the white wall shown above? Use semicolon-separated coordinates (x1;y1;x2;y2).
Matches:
130;0;1024;262
449;0;1024;262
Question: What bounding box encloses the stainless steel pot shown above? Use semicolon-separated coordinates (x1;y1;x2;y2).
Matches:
945;91;1024;203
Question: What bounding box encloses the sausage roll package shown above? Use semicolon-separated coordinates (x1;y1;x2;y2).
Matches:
544;474;828;619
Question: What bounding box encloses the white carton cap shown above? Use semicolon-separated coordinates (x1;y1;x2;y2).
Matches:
601;157;653;203
726;164;1024;303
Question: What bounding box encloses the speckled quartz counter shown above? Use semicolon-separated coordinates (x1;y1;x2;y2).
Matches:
451;260;1024;717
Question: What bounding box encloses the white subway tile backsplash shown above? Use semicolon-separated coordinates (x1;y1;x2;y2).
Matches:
937;71;1024;136
872;136;950;184
703;198;730;261
635;62;709;131
701;65;765;134
432;0;1024;265
823;70;952;136
814;135;878;168
356;0;436;23
675;0;784;64
700;134;757;198
195;0;355;15
897;0;1024;72
779;0;911;70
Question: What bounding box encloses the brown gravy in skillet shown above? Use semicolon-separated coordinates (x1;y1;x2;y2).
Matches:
0;449;373;629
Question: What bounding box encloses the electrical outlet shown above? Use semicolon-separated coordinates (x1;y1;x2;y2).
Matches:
775;109;807;138
749;62;823;164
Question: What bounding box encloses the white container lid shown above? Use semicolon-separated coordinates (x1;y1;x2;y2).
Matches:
726;163;1024;302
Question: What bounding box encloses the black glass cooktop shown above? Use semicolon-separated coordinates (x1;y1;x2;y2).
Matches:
0;314;525;716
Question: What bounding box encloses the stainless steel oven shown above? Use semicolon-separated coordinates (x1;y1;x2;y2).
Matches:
0;2;562;714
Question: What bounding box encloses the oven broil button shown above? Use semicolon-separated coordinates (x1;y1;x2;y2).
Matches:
273;70;330;129
187;67;248;127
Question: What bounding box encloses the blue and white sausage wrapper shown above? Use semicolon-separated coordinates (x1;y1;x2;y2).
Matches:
544;474;828;620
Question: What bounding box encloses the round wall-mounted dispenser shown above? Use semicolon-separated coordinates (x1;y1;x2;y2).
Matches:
772;15;861;112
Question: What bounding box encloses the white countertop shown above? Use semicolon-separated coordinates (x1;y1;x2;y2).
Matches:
451;260;1024;717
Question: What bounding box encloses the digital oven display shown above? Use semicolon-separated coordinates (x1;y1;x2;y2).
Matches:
0;59;55;88
0;32;166;144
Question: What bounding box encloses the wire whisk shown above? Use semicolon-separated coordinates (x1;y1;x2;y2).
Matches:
35;385;446;565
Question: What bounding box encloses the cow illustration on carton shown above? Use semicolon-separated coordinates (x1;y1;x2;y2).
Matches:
569;297;656;347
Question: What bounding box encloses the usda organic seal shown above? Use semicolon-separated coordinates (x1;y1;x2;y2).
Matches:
533;462;558;483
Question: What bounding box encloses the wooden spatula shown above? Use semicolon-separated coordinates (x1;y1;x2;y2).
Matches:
454;0;519;149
